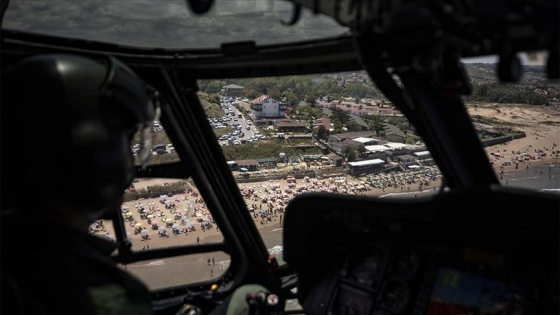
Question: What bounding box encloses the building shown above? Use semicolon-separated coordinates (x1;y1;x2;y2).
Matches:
312;117;331;133
330;139;364;155
328;154;344;166
395;154;420;168
383;123;405;143
235;159;260;171
250;95;286;118
328;132;384;155
256;158;278;168
347;114;369;131
328;131;379;144
347;158;386;176
223;84;244;97
383;142;415;159
414;151;431;161
276;120;308;132
363;144;390;161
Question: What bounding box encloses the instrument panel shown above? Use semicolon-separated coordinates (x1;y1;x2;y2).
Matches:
283;187;559;315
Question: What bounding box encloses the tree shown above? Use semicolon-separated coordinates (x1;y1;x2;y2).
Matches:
371;116;385;135
347;121;362;132
267;87;281;100
285;91;299;106
345;148;358;161
317;125;327;140
205;81;223;94
305;95;317;105
357;144;366;156
243;88;261;99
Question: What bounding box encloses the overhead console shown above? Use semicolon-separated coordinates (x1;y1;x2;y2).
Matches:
283;187;559;315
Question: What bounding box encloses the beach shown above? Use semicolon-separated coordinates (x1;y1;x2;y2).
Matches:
93;103;560;290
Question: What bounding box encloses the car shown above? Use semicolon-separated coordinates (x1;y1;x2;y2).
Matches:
1;1;558;315
152;144;167;152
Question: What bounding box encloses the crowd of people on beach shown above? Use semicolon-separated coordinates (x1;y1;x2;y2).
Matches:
91;164;443;246
91;139;559;247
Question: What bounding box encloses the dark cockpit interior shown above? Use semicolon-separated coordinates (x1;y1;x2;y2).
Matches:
1;0;559;314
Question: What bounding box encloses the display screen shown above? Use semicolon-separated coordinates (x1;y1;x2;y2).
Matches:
427;267;526;315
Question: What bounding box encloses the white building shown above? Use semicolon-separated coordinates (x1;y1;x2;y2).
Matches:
250;95;286;118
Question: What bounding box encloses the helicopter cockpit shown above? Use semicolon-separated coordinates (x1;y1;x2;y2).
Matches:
1;0;558;314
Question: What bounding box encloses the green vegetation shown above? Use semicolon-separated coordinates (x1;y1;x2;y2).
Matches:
124;180;190;202
289;138;314;145
221;140;286;160
316;125;327;140
199;74;383;106
292;104;320;121
469;83;549;105
296;147;324;155
405;134;421;145
219;138;323;161
144;153;181;165
200;98;224;118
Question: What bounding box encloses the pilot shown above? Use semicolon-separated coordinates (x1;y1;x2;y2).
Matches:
1;54;156;315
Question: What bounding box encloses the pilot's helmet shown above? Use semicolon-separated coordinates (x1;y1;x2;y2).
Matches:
1;54;157;215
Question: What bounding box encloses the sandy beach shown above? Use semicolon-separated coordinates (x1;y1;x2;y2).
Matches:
468;103;560;170
93;103;560;290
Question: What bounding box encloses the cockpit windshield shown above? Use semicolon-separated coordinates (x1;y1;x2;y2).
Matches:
2;0;349;49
